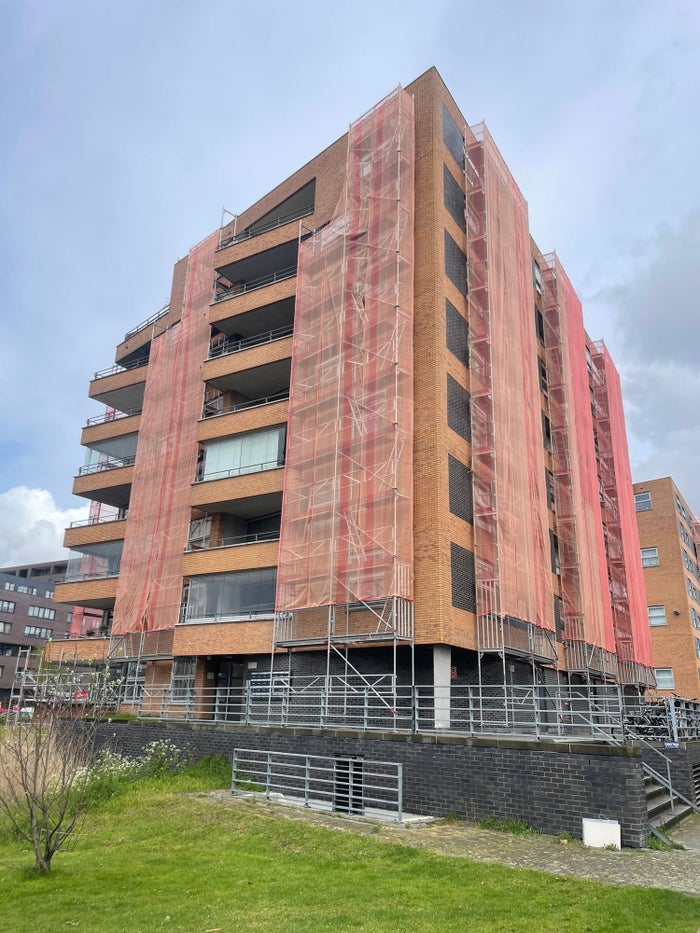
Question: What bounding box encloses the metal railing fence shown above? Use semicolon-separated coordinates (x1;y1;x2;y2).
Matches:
207;323;294;359
231;748;402;820
132;681;700;743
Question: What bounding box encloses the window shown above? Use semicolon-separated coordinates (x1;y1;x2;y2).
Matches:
446;299;469;366
647;606;667;626
28;606;55;620
0;665;3;678
443;164;466;232
550;530;561;575
675;494;689;524
45;589;54;599
542;412;552;452
634;492;652;512
444;230;467;295
24;626;52;639
447;375;471;442
691;607;700;629
171;657;196;702
184;568;277;622
641;547;659;568
199;426;286;482
0;600;15;614
654;668;675;690
538;359;548;395
450;543;476;613
535;306;545;344
4;581;15;591
682;549;699;580
448;455;473;523
532;257;542;295
695;638;700;661
16;585;37;596
0;622;11;634
545;469;556;511
123;660;145;702
686;577;700;602
442;104;464;168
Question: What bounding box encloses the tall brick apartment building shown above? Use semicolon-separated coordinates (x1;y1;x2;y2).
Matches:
50;67;654;714
634;477;700;700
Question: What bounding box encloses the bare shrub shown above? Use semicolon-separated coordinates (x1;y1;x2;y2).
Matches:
0;707;98;872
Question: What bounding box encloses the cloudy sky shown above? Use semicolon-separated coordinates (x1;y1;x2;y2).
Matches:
1;0;699;565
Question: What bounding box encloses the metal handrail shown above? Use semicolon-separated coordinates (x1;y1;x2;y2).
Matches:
194;459;284;483
207;323;293;359
218;205;314;249
123;304;170;341
77;455;136;476
213;265;296;304
93;357;150;381
69;513;128;528
85;408;142;427
202;389;289;419
185;530;280;552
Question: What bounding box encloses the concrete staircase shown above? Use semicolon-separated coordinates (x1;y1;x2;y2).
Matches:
645;773;695;832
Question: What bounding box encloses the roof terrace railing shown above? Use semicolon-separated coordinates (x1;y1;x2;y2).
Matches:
69;512;128;529
213;265;297;304
218;205;313;249
123;304;170;341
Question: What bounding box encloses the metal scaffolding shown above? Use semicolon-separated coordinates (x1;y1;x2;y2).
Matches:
273;87;416;697
464;124;556;683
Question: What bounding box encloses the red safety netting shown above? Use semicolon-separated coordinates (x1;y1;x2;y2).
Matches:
112;233;218;633
541;256;616;660
590;341;654;672
275;87;415;611
466;126;554;647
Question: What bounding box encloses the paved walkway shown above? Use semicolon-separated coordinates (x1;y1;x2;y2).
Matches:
202;793;700;897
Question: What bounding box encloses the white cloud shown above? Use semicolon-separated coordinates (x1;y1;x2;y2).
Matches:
0;487;88;567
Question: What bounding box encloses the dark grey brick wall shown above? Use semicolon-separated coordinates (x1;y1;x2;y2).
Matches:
91;721;650;847
641;741;700;806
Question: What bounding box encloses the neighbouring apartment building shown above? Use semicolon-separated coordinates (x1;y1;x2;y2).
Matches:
0;561;75;704
49;67;654;713
634;477;700;700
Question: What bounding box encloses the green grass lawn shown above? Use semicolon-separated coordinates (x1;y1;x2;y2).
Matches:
0;766;698;933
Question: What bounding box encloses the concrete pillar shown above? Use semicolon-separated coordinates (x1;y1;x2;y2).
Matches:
433;645;451;729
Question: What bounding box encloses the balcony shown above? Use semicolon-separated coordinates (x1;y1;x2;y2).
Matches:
89;358;148;412
213;239;298;305
190;465;284;512
82;409;142;448
115;305;174;367
53;576;118;609
219;182;315;251
77;454;136;476
208;323;293;360
73;462;133;508
183;537;280;576
64;514;127;549
194;457;283;484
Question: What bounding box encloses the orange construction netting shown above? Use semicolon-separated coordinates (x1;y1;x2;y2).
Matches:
276;87;415;611
590;342;653;671
112;233;218;634
542;255;616;657
466;126;554;641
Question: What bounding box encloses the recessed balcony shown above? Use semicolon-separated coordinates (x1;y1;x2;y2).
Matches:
218;181;315;252
213;239;298;305
190;466;284;512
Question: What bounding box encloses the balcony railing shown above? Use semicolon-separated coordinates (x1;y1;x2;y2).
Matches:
124;304;170;341
202;389;289;419
218;205;314;249
194;459;284;484
207;323;294;359
186;530;280;552
85;407;142;427
77;455;136;476
69;512;128;528
93;356;150;381
213;265;296;304
63;568;121;583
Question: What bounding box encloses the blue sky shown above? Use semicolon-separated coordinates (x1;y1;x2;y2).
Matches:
1;0;699;563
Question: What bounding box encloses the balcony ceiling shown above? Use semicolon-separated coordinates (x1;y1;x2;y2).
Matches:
215;297;294;338
216;239;298;283
207;358;291;396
